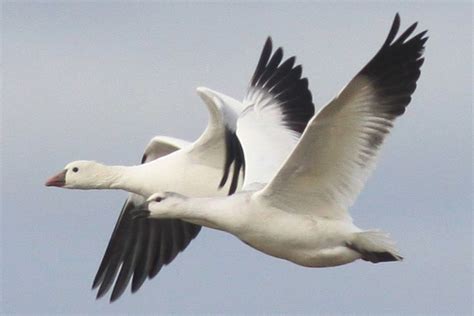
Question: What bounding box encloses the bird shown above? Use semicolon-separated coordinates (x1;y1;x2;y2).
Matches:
45;90;244;301
45;38;315;301
140;14;427;269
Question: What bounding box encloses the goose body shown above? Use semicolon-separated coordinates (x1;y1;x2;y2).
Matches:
154;191;363;267
144;14;427;268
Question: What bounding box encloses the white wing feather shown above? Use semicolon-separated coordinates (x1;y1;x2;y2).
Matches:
190;87;244;163
256;15;427;222
236;38;314;189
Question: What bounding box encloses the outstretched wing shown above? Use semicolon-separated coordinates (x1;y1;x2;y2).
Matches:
257;14;427;221
92;136;202;302
237;37;315;188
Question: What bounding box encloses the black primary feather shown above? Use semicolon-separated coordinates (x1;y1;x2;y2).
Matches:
219;37;316;193
93;156;201;302
358;13;428;120
249;37;315;134
218;128;245;195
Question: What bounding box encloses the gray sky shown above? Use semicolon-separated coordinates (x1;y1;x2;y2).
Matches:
2;2;472;315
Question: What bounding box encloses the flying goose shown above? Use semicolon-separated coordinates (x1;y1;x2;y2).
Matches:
45;39;315;301
142;14;427;268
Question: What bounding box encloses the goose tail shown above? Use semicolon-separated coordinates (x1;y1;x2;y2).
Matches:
349;230;403;263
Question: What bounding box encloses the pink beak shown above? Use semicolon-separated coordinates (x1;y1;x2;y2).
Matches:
45;170;67;187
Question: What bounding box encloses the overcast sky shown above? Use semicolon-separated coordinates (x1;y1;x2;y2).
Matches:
2;2;472;315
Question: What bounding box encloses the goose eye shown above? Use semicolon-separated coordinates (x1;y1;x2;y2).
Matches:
155;197;163;202
72;167;79;173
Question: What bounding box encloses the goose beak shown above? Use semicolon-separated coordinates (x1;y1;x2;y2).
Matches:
45;170;67;187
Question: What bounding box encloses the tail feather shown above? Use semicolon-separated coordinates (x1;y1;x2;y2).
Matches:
349;230;403;263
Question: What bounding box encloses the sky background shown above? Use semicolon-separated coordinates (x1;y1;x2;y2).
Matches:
2;2;472;315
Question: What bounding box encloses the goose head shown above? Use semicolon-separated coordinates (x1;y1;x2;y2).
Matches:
137;192;187;219
45;160;112;189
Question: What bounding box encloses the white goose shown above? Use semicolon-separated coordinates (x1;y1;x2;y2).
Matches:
142;14;427;268
45;39;315;301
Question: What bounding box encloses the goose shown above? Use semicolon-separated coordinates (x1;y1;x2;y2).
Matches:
141;14;427;268
45;92;244;302
45;39;315;301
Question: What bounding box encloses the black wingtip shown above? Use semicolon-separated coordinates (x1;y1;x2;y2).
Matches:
109;294;119;303
265;36;272;47
354;14;427;123
246;37;315;137
393;21;418;45
109;265;132;302
92;274;101;290
92;280;100;290
131;276;146;293
218;128;245;195
384;13;401;47
96;283;109;300
93;154;204;302
251;37;273;86
394;12;400;25
361;14;427;76
274;47;283;58
110;285;124;303
92;200;136;296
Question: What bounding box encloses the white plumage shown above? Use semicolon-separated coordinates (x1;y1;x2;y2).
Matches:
46;91;245;301
45;38;314;301
144;14;427;269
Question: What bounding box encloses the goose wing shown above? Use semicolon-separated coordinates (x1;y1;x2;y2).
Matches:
195;38;315;191
92;136;201;302
256;14;427;221
237;37;314;189
236;37;315;188
192;87;246;194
